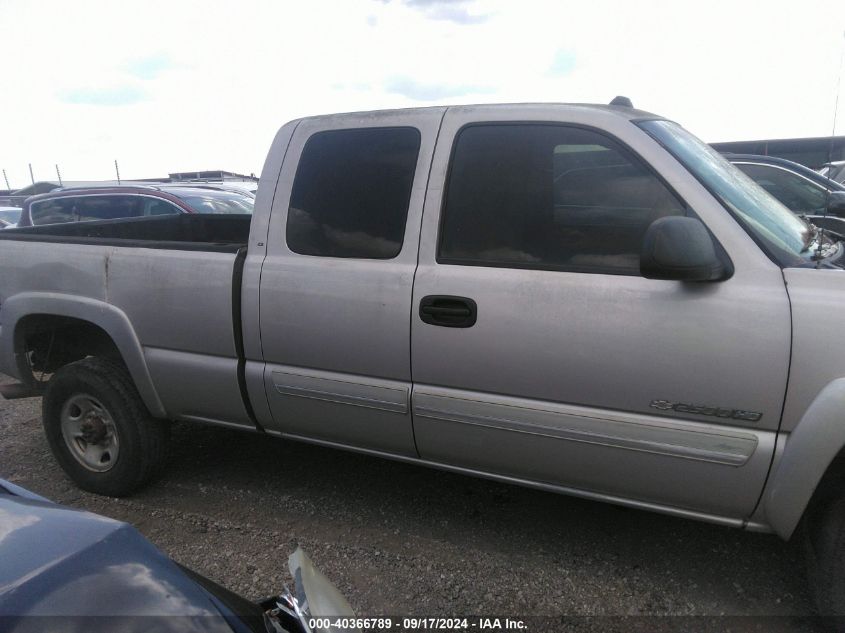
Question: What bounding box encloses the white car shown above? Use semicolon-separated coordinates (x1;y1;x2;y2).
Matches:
0;206;21;228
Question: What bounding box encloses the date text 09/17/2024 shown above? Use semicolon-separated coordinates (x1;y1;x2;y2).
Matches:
307;618;528;631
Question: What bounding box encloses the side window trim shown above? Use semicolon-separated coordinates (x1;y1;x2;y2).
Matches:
435;121;692;276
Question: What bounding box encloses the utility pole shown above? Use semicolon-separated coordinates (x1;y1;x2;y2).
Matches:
28;163;34;185
55;164;63;187
2;169;10;192
114;159;121;185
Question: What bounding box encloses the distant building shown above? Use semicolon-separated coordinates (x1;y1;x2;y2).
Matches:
168;170;257;183
710;136;845;170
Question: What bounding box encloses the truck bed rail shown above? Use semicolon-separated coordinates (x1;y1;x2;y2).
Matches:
0;214;251;252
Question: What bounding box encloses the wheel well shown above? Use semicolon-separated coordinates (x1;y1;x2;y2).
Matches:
14;314;122;388
803;445;845;528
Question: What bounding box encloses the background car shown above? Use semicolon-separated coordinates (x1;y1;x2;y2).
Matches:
0;478;354;633
725;153;845;216
158;186;256;212
16;186;254;228
0;206;22;227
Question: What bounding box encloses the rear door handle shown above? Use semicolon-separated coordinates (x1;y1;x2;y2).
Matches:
419;295;477;328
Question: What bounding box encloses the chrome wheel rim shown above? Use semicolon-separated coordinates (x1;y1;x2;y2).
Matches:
60;394;120;472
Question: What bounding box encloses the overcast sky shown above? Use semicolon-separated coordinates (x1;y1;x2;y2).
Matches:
2;0;845;186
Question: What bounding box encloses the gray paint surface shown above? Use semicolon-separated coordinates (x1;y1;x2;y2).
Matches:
257;108;445;455
2;103;844;539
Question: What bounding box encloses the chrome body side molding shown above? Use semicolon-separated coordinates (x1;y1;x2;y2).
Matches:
272;369;409;414
413;390;759;466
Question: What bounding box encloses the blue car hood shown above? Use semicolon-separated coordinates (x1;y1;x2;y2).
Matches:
0;488;248;632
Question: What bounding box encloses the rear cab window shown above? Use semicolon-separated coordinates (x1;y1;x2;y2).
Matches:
286;127;421;259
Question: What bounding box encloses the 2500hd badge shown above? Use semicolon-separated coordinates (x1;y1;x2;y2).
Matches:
649;399;763;422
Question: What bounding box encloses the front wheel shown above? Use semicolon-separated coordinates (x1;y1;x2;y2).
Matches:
805;494;845;615
42;357;168;496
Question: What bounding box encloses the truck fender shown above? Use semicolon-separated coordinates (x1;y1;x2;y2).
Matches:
0;292;166;418
765;377;845;539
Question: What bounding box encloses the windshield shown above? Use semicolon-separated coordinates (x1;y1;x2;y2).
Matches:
172;190;255;215
638;119;819;266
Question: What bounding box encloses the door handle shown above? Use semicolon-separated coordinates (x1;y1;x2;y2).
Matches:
419;296;477;328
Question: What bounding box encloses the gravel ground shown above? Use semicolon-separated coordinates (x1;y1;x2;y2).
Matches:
0;373;824;631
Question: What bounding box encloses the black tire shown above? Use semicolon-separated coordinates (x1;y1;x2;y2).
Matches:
42;357;168;496
805;495;845;616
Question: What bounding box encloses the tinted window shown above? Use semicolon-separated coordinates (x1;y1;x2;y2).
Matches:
439;125;685;274
69;195;141;222
30;198;75;225
176;191;254;214
142;198;182;216
735;163;828;214
287;127;421;259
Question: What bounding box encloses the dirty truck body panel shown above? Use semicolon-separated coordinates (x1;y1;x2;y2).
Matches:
0;104;840;538
256;107;446;457
0;236;251;428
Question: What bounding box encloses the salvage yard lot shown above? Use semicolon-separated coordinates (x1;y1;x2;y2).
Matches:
0;374;819;629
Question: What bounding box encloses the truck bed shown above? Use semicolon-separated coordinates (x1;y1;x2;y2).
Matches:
0;214;252;252
0;212;256;429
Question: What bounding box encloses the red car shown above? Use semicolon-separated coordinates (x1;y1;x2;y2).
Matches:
17;186;254;227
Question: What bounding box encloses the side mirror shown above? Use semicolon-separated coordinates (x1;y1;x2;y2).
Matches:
827;191;845;218
641;216;728;282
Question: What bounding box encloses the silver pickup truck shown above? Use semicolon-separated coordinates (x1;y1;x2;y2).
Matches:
2;102;845;612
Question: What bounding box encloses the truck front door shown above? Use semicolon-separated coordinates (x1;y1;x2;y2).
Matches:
410;107;790;519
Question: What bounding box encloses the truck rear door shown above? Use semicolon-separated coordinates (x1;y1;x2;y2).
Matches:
409;106;790;519
257;108;445;456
